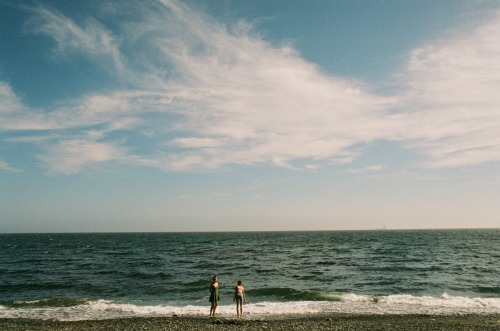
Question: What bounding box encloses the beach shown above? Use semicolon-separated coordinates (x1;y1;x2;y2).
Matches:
1;314;499;331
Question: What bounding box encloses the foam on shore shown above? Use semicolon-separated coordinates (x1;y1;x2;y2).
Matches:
1;293;499;321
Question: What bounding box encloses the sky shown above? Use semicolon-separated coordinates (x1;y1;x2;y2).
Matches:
1;0;500;233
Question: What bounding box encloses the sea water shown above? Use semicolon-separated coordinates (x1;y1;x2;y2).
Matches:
0;229;499;320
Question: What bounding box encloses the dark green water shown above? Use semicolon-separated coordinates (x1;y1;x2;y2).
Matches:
0;229;499;319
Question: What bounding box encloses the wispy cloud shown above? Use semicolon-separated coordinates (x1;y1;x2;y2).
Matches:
0;159;23;173
346;165;384;174
9;1;397;173
2;1;500;174
39;139;125;174
398;12;500;168
0;82;43;131
25;3;124;73
120;0;396;170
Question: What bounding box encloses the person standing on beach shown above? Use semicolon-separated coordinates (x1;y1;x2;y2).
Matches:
209;275;219;318
233;280;246;317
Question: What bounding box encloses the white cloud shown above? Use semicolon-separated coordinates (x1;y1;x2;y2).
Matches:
0;83;48;131
26;4;124;73
39;139;125;174
3;1;500;174
398;12;500;168
118;1;397;170
172;137;228;148
0;82;23;114
346;165;384;174
0;159;23;173
14;0;397;172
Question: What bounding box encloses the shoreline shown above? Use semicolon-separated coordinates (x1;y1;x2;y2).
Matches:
1;314;499;330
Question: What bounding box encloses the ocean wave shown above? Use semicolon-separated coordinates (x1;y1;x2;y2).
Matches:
249;288;343;302
475;286;500;294
1;293;499;321
127;271;173;280
0;298;87;308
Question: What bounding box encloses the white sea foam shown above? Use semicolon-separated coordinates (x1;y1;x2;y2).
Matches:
1;294;499;321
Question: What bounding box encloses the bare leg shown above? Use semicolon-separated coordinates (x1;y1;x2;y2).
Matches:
210;302;216;318
236;300;242;317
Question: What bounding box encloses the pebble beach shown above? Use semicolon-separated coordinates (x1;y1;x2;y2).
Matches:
1;314;499;331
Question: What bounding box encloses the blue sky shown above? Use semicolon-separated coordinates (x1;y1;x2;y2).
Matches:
1;0;500;232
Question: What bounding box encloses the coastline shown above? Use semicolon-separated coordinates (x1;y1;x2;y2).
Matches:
1;314;499;331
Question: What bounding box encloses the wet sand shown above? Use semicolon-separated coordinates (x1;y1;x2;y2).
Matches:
1;314;500;331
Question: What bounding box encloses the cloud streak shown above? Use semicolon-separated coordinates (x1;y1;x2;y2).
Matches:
25;4;125;74
39;139;125;174
0;159;22;173
2;1;500;173
398;12;500;168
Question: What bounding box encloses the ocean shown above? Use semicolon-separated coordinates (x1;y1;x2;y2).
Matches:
0;229;499;320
